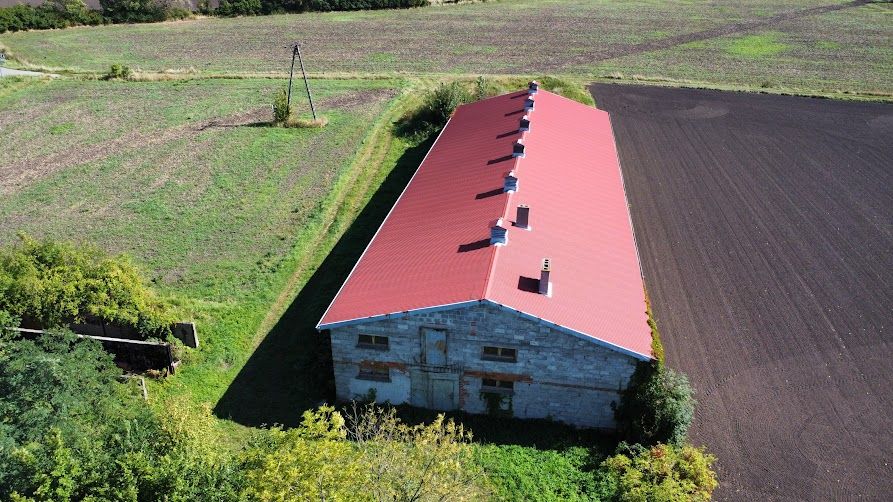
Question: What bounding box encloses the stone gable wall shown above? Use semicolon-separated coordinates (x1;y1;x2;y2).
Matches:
327;302;640;428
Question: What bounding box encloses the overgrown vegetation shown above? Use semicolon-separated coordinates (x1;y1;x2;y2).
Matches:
614;361;695;447
0;331;489;500
103;63;131;80
0;0;102;34
0;235;176;337
397;76;594;139
599;443;718;501
0;0;428;33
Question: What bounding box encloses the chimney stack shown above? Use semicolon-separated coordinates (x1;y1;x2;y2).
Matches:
515;204;530;229
539;258;552;296
490;219;508;246
512;139;526;158
519;114;530;132
503;171;518;193
528;81;539;95
524;95;535;112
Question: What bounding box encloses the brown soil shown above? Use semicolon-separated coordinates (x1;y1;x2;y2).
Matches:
592;83;893;500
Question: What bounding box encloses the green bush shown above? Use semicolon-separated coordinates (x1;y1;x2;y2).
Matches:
99;0;174;23
104;63;131;80
0;234;176;337
0;332;244;500
597;442;718;501
272;87;291;124
306;0;427;11
0;3;102;33
614;363;695;447
397;81;472;139
217;0;262;16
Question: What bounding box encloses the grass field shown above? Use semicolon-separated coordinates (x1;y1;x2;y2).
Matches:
1;0;890;97
0;76;408;415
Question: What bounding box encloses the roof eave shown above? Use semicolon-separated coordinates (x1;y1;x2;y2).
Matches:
316;300;481;330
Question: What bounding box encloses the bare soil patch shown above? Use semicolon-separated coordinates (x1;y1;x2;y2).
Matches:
592;83;893;500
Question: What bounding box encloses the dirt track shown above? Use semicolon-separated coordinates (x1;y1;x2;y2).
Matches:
592;84;893;500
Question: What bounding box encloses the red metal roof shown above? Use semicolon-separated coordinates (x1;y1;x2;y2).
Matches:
318;89;652;359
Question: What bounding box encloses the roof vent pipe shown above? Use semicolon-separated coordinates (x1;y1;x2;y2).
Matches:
515;205;530;230
503;171;518;193
519;115;530;132
539;258;552;297
512;139;526;158
524;95;535;112
490;219;508;246
528;81;539;94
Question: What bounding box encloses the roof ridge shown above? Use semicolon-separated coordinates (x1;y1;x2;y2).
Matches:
482;127;526;300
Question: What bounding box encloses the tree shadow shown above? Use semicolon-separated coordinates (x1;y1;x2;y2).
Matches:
213;137;435;428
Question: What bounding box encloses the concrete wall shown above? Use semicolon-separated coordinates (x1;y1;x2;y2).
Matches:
327;303;640;429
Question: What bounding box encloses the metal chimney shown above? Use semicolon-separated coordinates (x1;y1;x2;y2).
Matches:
512;139;526;158
490;219;508;246
515;205;530;229
524;95;535;112
519;114;530;132
503;171;518;193
539;258;552;296
528;81;539;94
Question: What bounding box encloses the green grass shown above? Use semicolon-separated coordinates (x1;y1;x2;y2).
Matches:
725;33;789;58
1;0;889;96
0;76;406;419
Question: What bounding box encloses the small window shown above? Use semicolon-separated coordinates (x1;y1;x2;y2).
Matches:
481;378;514;395
357;365;390;382
357;334;389;350
481;346;517;363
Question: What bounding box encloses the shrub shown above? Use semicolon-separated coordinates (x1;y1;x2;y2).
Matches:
217;0;262;16
99;0;172;23
597;442;718;501
104;63;131;80
614;363;695;446
272;87;291;124
0;333;244;500
0;234;176;337
397;81;471;139
242;404;488;500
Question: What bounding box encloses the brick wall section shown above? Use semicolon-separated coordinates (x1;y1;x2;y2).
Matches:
328;303;640;429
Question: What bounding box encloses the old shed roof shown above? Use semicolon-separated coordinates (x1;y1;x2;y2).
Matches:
317;89;652;359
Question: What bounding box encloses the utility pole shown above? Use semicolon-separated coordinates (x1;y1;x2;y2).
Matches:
287;42;317;120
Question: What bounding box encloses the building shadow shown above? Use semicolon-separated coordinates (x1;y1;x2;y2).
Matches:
213;137;435;428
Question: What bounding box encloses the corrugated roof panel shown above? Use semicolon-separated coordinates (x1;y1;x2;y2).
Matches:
318;90;651;358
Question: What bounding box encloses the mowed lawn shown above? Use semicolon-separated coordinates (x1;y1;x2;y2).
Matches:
0;76;404;413
1;0;890;95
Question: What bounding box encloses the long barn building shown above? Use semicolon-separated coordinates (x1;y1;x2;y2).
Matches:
317;84;652;428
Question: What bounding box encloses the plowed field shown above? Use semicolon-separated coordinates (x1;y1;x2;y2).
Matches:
592;83;893;500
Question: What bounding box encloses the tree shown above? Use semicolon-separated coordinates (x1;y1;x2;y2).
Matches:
346;404;488;501
242;404;489;501
0;332;243;500
0;234;176;337
99;0;167;23
614;363;695;447
597;442;718;501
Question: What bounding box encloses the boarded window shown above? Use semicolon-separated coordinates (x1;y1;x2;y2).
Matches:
481;378;514;395
481;346;517;362
357;334;389;350
357;365;390;382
